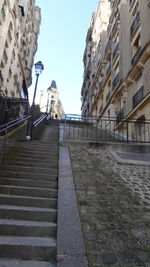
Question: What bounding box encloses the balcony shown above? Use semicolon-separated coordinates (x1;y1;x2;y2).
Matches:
129;0;138;15
106;91;110;102
116;107;124;125
99;80;103;90
106;63;111;77
133;86;144;109
112;73;120;91
112;42;119;60
99;104;103;114
105;40;111;59
111;14;120;38
131;47;142;66
130;11;140;38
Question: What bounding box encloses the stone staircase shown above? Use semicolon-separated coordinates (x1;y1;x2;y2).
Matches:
0;121;59;266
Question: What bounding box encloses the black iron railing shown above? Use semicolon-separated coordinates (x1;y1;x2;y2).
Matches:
131;11;140;37
0;97;29;125
0;115;31;166
113;42;119;60
106;91;110;102
112;73;120;91
105;40;111;57
106;63;111;76
131;47;142;66
63;114;150;143
133;86;144;108
116;107;124;125
112;14;120;35
99;105;103;114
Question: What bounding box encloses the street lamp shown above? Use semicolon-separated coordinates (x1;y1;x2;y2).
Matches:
26;61;44;140
32;61;44;107
46;86;51;114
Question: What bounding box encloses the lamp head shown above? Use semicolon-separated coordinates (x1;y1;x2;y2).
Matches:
35;61;44;75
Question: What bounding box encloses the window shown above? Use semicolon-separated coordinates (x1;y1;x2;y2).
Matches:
131;34;141;65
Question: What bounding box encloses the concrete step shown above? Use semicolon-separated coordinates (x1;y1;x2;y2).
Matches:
0;236;56;260
4;156;57;164
0;194;57;209
15;150;58;157
0;170;57;181
20;145;58;151
0;185;58;198
0;259;56;267
0;219;56;237
1;165;58;175
0;177;57;189
0;205;57;222
4;160;58;168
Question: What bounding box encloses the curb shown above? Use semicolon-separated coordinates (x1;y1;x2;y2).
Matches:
57;143;88;267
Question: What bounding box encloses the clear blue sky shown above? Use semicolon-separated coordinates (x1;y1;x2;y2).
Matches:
29;0;98;114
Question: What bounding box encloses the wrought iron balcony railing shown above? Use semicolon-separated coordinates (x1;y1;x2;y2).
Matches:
99;104;103;114
133;86;144;109
106;91;110;102
112;73;120;91
111;14;120;35
129;0;133;5
131;47;142;66
106;63;111;76
130;11;140;38
116;107;124;125
105;40;111;57
112;42;119;60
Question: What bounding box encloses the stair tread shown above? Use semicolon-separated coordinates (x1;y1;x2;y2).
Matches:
3;165;57;171
0;170;57;177
0;259;56;267
0;193;57;201
0;219;56;227
0;184;58;192
0;236;56;246
0;177;57;185
0;205;57;212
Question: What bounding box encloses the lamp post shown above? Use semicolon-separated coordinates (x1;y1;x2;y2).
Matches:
26;61;44;140
46;86;51;114
32;61;44;108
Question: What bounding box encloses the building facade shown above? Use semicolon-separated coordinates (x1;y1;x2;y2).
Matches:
40;80;65;120
0;0;41;99
81;0;150;139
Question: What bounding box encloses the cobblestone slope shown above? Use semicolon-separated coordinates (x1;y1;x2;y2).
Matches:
69;143;150;267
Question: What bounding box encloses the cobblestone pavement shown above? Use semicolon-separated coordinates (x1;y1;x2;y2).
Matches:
68;143;150;267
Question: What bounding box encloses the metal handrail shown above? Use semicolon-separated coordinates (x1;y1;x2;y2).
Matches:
33;114;47;127
0;115;31;135
64;114;150;143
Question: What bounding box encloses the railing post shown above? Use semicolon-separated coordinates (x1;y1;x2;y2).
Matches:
96;118;98;143
127;118;129;143
0;129;7;167
64;114;67;140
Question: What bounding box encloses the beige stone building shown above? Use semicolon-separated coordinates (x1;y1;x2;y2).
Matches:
0;0;41;99
81;0;150;140
40;80;65;120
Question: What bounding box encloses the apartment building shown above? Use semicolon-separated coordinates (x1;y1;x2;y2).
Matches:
0;0;41;99
81;0;150;137
40;80;65;120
